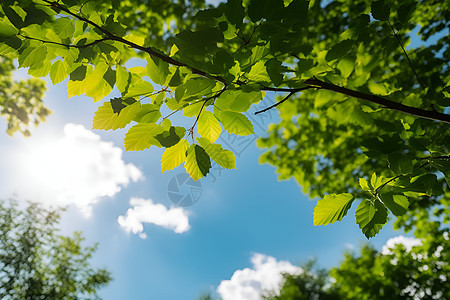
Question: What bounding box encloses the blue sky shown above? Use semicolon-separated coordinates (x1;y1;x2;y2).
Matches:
0;65;410;299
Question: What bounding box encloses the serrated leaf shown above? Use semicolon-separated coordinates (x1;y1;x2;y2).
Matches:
50;60;68;84
380;193;409;216
214;90;262;112
197;137;236;169
161;139;189;172
93;100;140;130
123;79;154;98
313;193;354;226
52;17;75;38
124;123;164;151
357;200;387;238
116;66;130;94
198;111;221;143
185;144;211;181
154;126;186;147
359;178;371;191
133;104;161;123
219;110;254;136
355;200;376;229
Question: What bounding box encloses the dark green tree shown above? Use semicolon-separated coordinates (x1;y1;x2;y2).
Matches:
0;199;111;300
1;0;448;237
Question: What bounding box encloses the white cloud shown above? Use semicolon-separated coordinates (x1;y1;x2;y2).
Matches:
14;123;143;216
381;236;422;255
118;197;190;238
217;253;302;300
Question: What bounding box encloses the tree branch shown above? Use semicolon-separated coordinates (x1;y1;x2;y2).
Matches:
304;78;450;124
254;87;313;115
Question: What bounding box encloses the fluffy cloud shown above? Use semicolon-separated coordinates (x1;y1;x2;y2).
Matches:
118;197;191;238
15;123;143;216
217;253;302;300
381;236;422;255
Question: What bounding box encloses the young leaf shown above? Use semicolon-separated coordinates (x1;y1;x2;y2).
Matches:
185;144;211;181
161;139;189;172
356;200;387;238
93;100;140;130
198;111;222;143
380;192;409;216
219;111;254;136
154;126;186;147
124;123;164;151
123;80;154;98
313;193;354;226
50;60;68;84
133;104;161;123
146;56;170;85
197;137;236;169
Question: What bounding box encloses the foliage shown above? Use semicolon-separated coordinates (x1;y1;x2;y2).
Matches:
264;223;449;299
0;0;449;237
0;199;111;299
0;55;49;136
263;260;339;300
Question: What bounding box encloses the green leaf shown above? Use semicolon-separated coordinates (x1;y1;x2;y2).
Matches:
359;178;371;191
50;60;68;84
124;123;164;151
197;137;236;169
183;77;215;97
337;57;354;79
356;200;387;238
146;56;170;85
265;58;284;86
371;0;390;21
161;139;189;172
52;17;75;38
380;193;409;216
247;61;270;82
313;193;354;226
123;79;154;98
214;90;262;112
154;126;186;147
225;0;245;28
185;144;211;181
388;153;413;175
197;111;222;143
84;62;112;101
19;45;47;69
397;2;417;24
116;66;130;94
92;100;140;130
355;200;376;229
0;20;19;37
325;40;353;62
133;104;161;123
219;111;254;136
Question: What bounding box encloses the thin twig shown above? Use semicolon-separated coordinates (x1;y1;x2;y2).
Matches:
19;34;109;49
254;87;313;115
388;20;425;89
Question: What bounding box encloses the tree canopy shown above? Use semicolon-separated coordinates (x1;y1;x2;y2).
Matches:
0;0;448;238
0;199;111;299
